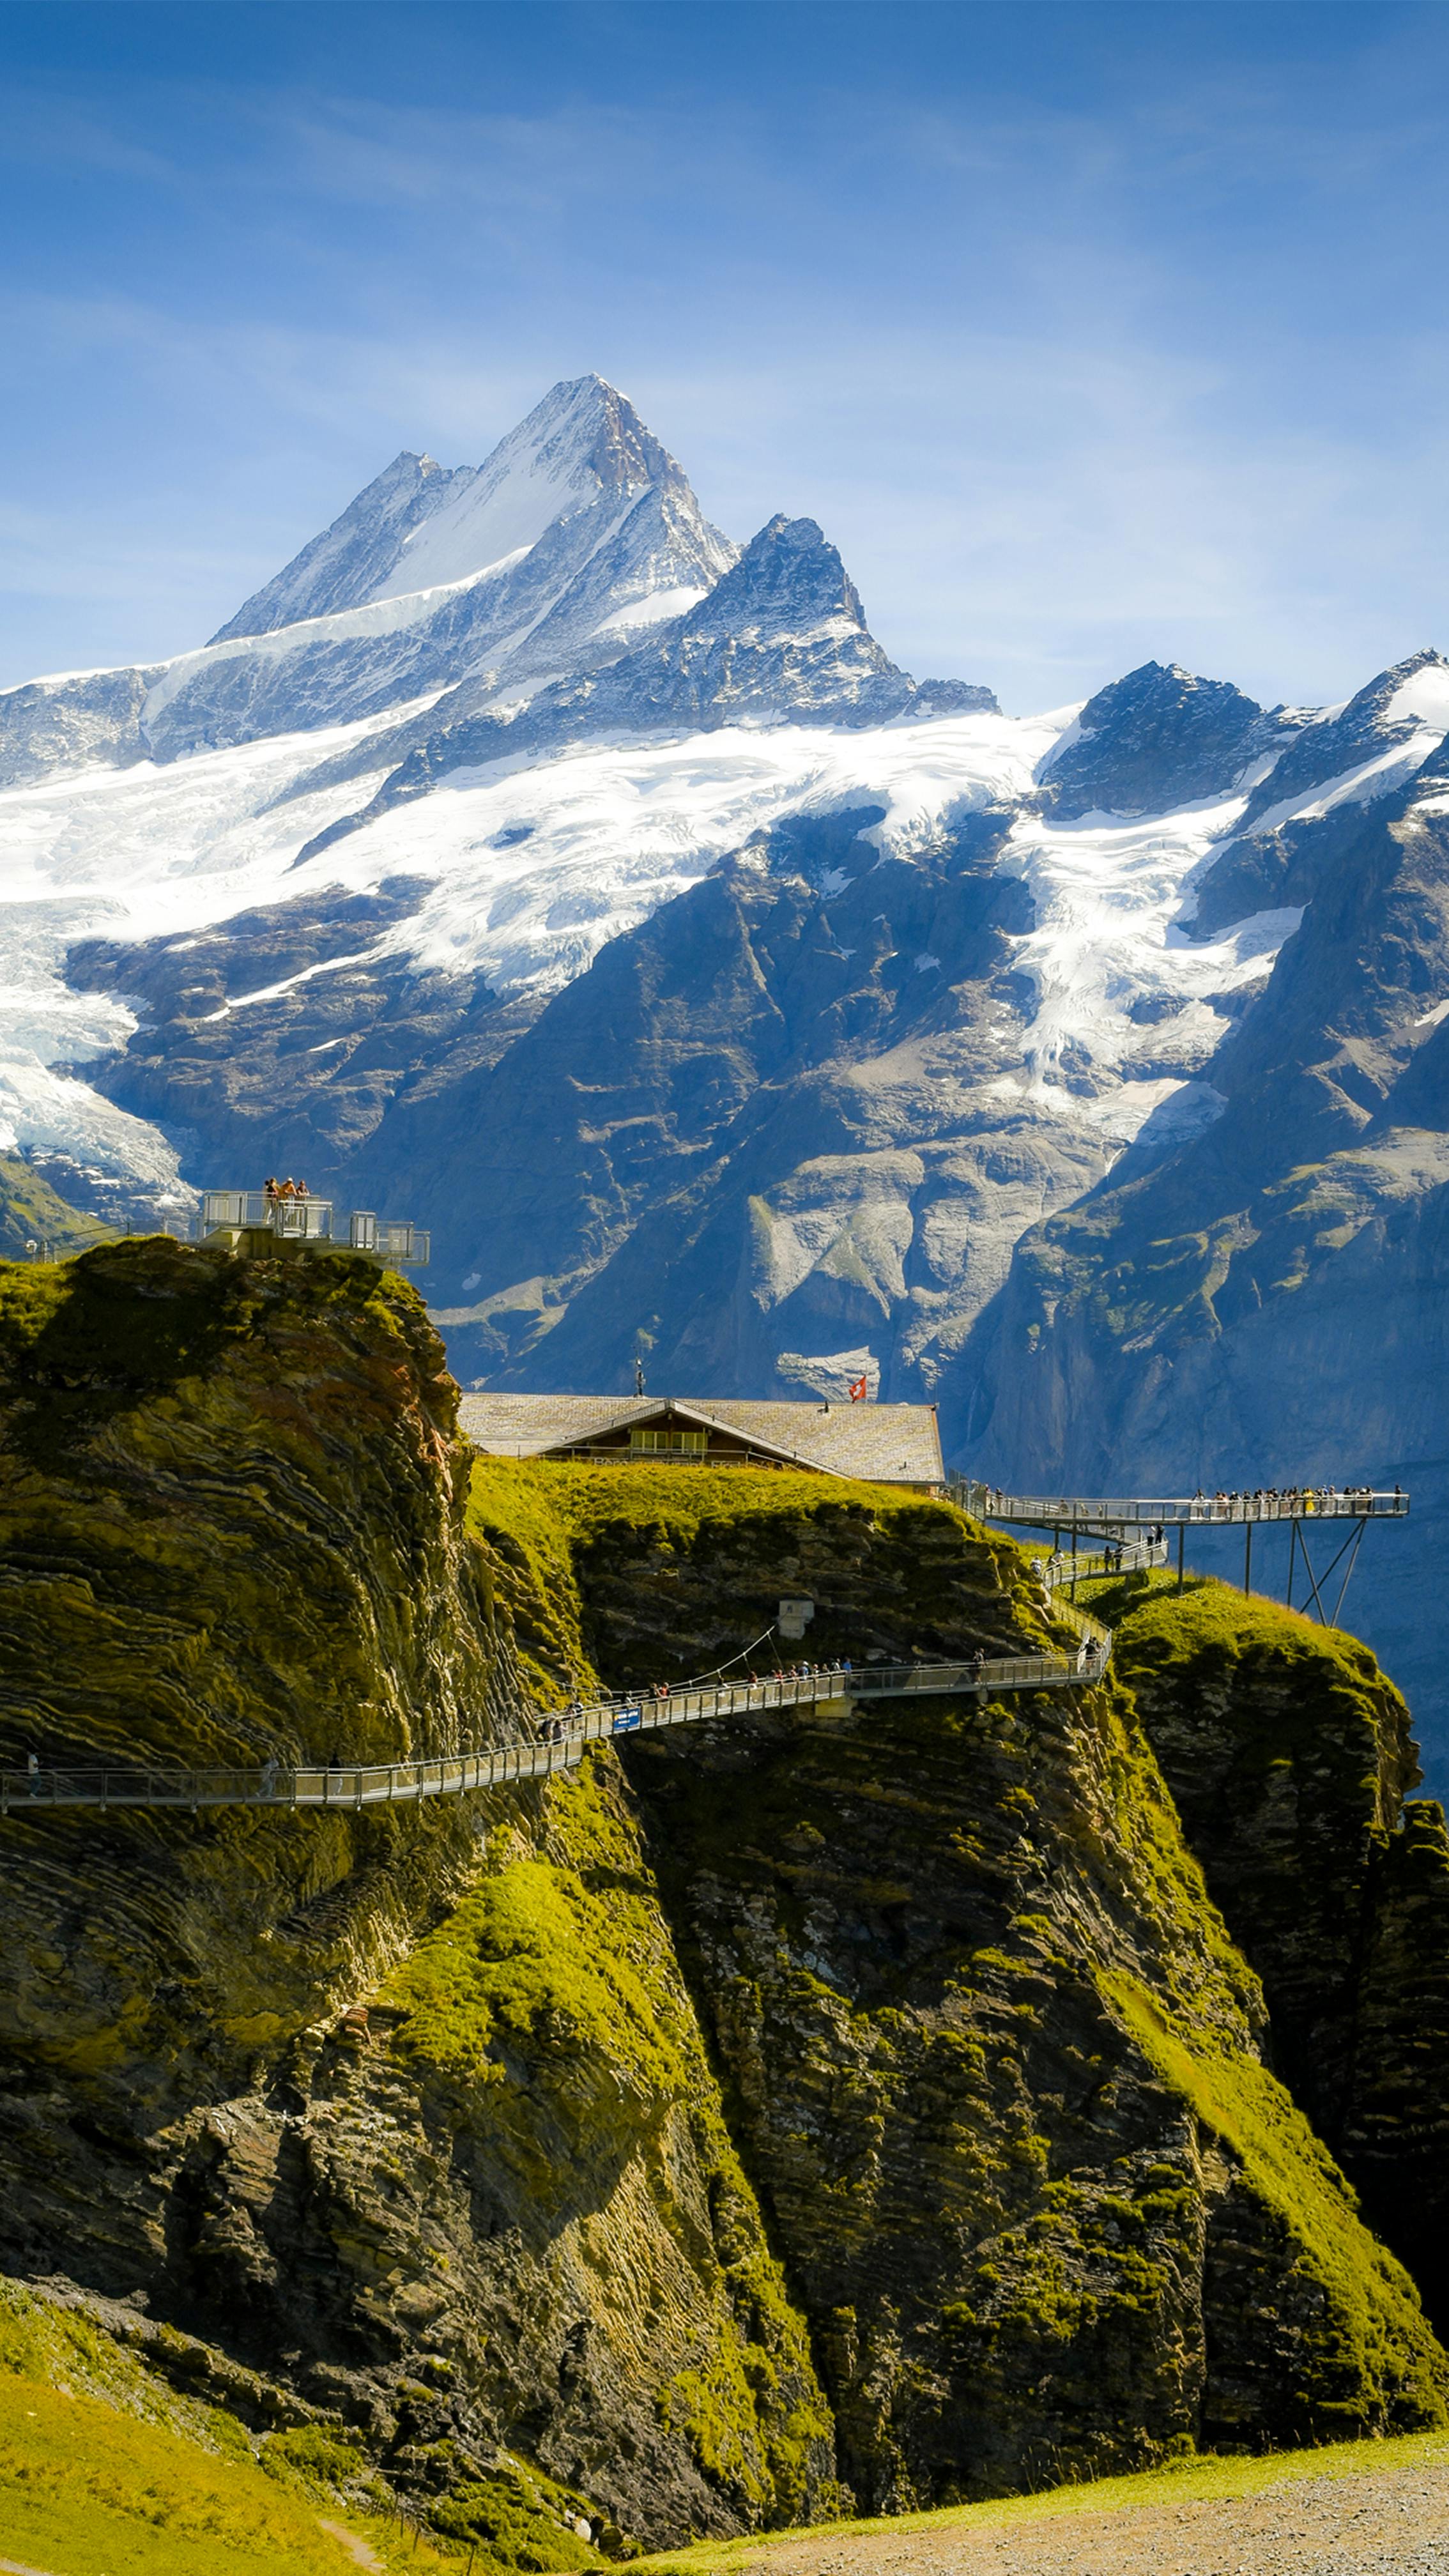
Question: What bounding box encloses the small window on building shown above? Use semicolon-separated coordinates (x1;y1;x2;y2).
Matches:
629;1425;707;1454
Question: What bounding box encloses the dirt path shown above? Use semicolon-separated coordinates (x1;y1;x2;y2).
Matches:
694;2462;1449;2575
317;2519;384;2570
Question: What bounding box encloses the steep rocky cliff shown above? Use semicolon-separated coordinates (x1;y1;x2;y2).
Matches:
1112;1583;1449;2338
476;1465;1449;2501
1;1254;1446;2563
0;1241;836;2561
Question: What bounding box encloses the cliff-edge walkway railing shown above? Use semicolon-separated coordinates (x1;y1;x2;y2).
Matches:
0;1644;1110;1814
956;1482;1407;1529
957;1480;1410;1621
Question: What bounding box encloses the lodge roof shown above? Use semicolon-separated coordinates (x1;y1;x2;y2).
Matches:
457;1392;944;1488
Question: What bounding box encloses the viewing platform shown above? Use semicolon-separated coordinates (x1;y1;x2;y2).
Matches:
200;1191;429;1268
955;1483;1408;1533
956;1478;1409;1623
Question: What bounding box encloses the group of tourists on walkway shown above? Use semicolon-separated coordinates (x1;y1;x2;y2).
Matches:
263;1177;311;1210
528;1634;1113;1747
1192;1484;1399;1517
979;1483;1401;1523
535;1661;862;1739
1045;1534;1163;1581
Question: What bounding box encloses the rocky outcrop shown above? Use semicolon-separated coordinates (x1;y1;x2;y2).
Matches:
0;1241;839;2557
1;1260;1446;2557
482;1464;1448;2499
1112;1583;1449;2338
0;661;161;788
1041;661;1284;820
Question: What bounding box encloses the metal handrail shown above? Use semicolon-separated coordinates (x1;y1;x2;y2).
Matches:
0;1641;1110;1813
956;1482;1409;1529
198;1193;429;1267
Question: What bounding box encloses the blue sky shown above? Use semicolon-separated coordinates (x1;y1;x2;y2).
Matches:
3;0;1448;710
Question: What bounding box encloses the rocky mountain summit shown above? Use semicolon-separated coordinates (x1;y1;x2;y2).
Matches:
211;376;698;641
310;512;995;859
4;1243;1449;2564
0;375;738;785
1039;658;1297;821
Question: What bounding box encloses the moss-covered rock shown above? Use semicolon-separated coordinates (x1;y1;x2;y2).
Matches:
1113;1581;1449;2335
610;1597;1446;2500
1;1294;1445;2549
470;1457;1055;1694
0;1243;838;2550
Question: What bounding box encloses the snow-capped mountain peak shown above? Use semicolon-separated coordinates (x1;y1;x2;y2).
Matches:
1;377;739;786
209;448;468;643
686;514;870;643
210;376;700;645
1038;657;1277;819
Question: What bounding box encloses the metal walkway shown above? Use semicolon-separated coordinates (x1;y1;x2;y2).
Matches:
956;1481;1409;1623
0;1646;1109;1814
8;1471;1404;1814
954;1483;1408;1533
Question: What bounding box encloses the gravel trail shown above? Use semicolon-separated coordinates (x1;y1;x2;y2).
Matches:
691;2463;1449;2575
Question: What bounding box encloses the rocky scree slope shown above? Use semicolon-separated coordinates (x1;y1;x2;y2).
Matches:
1;1259;1446;2556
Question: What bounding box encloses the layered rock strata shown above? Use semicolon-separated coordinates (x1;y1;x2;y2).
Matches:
1112;1584;1449;2337
0;1262;1446;2563
481;1465;1449;2499
0;1243;836;2556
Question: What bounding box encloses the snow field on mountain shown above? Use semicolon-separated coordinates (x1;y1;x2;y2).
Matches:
1003;793;1300;1105
0;694;1329;1192
370;422;610;601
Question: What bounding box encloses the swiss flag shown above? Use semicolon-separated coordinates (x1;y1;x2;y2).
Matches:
849;1374;868;1402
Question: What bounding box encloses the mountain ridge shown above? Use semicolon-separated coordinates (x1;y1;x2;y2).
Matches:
3;374;1449;1770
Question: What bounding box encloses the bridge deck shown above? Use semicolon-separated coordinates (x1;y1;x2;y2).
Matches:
0;1650;1107;1813
958;1483;1407;1533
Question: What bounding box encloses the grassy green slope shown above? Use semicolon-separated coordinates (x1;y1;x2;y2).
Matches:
0;1156;112;1262
0;2278;458;2576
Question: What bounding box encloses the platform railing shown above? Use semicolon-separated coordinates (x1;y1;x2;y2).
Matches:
956;1482;1409;1528
199;1193;429;1266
